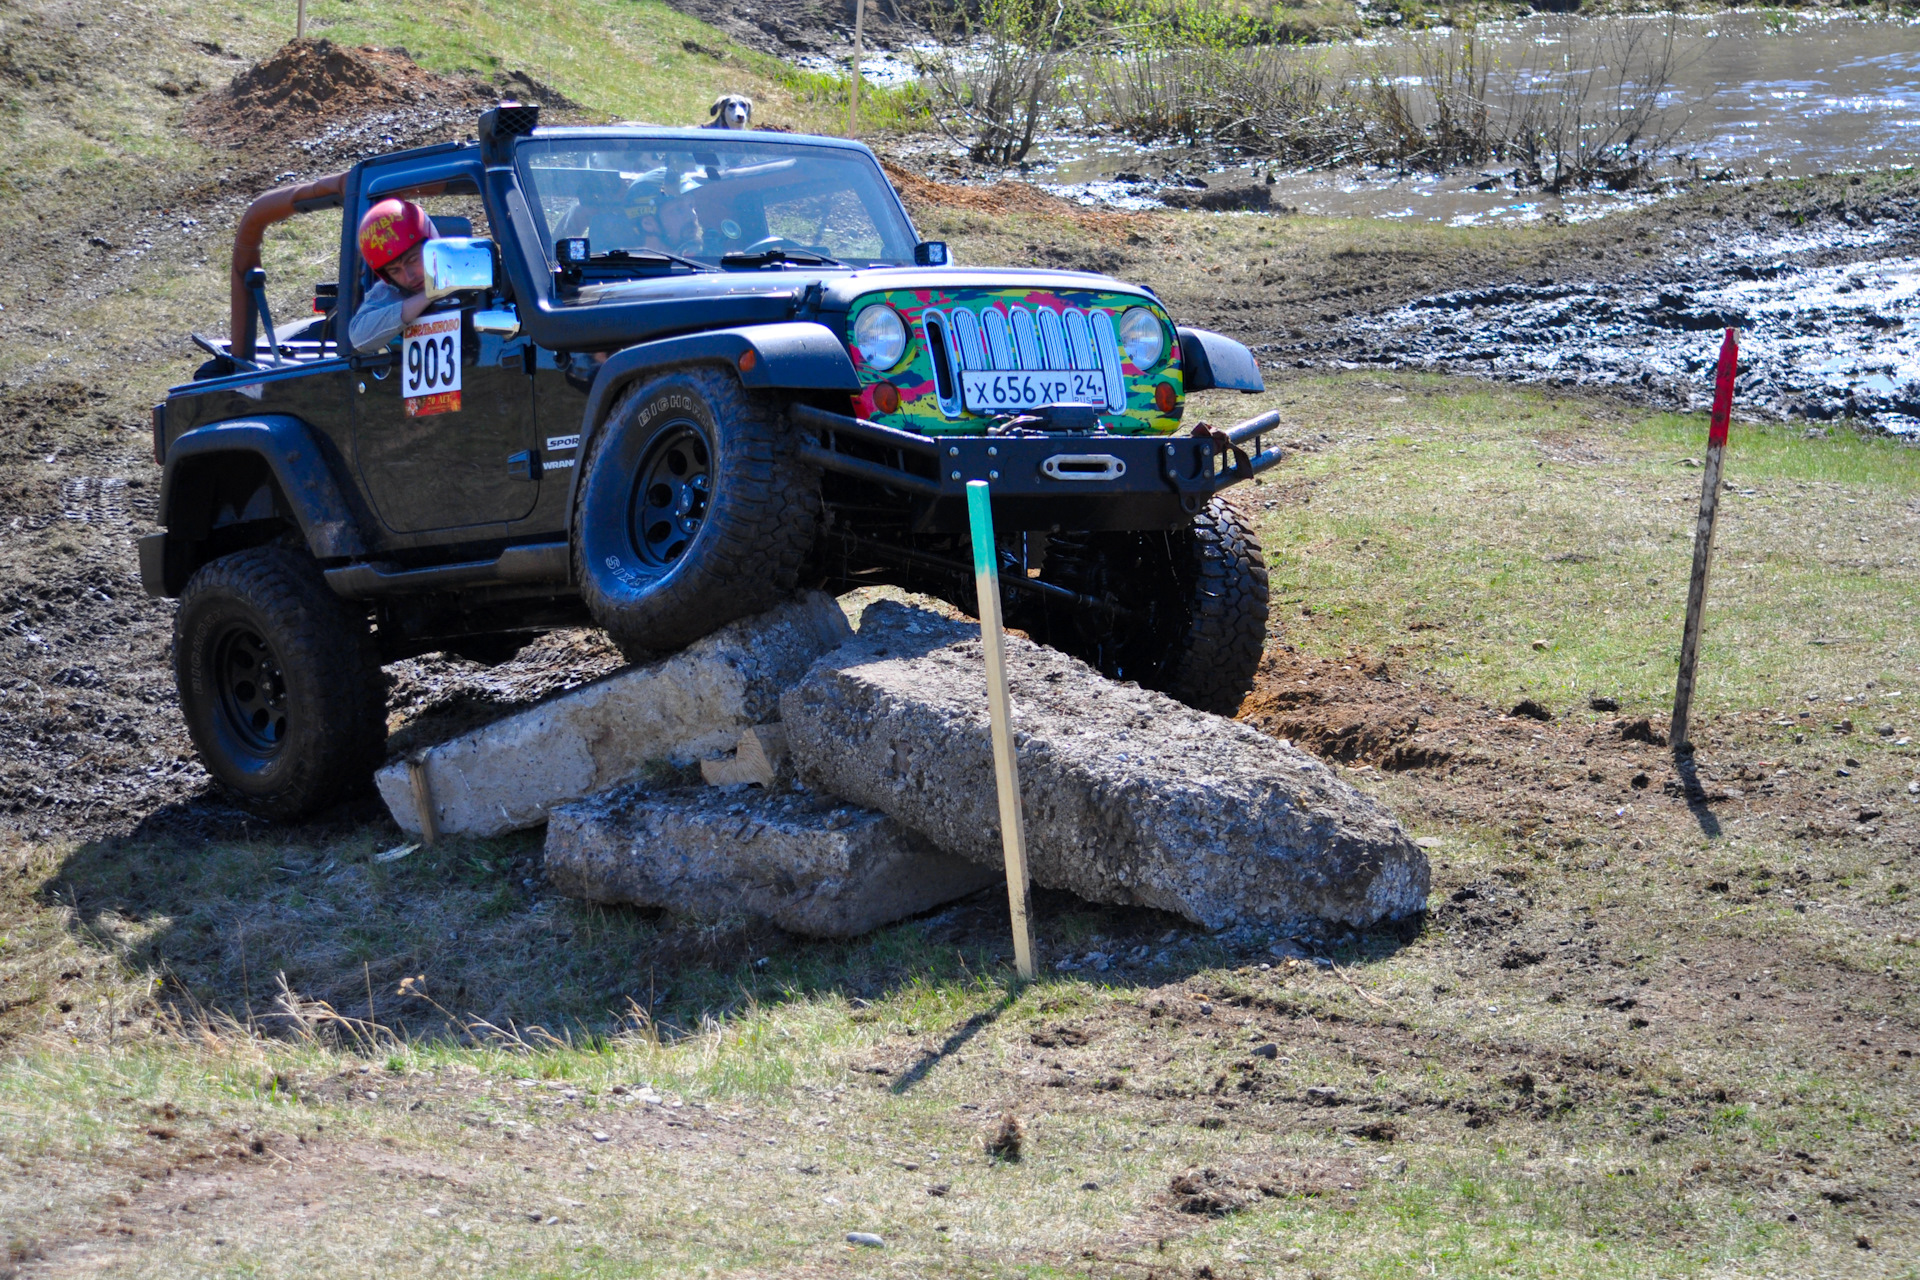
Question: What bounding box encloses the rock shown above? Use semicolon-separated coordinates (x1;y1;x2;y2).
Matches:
781;601;1429;931
543;783;996;938
1589;695;1620;712
376;592;851;836
699;723;790;787
1251;1042;1280;1059
846;1233;885;1248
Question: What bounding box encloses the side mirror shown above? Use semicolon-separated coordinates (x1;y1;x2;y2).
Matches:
473;306;520;337
913;241;949;267
421;237;495;302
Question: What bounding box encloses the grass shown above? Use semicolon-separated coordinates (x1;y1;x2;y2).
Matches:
7;375;1918;1277
1225;375;1920;719
2;0;1917;1270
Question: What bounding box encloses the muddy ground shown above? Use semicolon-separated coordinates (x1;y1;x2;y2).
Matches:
3;29;1916;841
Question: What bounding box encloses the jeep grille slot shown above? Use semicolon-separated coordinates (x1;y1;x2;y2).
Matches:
923;312;959;416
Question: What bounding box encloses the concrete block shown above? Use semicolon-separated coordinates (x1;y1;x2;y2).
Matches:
781;601;1429;932
544;783;998;937
376;592;852;837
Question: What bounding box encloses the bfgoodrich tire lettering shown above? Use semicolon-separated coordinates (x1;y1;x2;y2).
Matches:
173;545;386;820
574;365;818;657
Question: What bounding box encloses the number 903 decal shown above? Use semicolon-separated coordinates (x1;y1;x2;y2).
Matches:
402;314;463;418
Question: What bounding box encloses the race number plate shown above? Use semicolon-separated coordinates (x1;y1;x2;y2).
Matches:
402;314;462;417
960;369;1108;413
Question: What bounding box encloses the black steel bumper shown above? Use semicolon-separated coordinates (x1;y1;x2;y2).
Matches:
790;404;1286;533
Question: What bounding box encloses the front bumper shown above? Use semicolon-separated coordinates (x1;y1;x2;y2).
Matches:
791;404;1284;533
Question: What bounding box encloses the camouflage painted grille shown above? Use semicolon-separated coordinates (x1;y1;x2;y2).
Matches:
921;304;1129;416
846;286;1182;436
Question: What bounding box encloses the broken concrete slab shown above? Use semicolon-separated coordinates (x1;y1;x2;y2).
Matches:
781;601;1429;932
544;783;998;937
376;592;852;838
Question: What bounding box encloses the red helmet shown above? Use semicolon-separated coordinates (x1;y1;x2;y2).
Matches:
357;198;433;272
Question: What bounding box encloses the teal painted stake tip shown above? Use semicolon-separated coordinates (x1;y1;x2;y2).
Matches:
966;480;995;575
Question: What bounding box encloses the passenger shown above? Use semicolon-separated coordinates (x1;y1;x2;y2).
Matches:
348;198;437;354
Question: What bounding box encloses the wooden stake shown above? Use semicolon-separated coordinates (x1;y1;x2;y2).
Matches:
848;0;865;137
406;755;440;846
297;0;307;39
967;480;1036;981
1671;327;1739;756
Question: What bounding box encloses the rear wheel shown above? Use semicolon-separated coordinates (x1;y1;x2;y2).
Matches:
173;545;387;820
573;366;818;658
1026;496;1269;715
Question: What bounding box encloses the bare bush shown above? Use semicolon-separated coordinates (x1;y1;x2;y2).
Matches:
1071;9;1692;191
916;0;1072;166
1500;18;1687;191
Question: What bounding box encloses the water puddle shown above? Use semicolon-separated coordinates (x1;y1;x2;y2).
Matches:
1349;228;1920;432
1006;11;1920;223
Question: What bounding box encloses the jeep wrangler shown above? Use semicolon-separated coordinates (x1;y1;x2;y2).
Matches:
144;104;1288;819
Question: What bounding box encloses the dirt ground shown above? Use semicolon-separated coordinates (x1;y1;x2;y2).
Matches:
1;22;1916;1275
0;25;1911;838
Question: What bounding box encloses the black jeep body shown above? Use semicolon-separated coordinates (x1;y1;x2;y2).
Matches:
144;105;1284;818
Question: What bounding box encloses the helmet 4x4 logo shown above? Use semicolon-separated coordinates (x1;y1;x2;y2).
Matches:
402;315;462;417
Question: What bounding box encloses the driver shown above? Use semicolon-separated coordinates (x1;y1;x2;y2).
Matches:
622;176;703;256
348;198;436;354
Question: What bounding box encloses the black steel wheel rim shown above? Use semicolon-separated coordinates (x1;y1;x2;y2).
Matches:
212;624;289;756
629;421;712;567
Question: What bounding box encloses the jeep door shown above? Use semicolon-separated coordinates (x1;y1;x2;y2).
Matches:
347;166;540;537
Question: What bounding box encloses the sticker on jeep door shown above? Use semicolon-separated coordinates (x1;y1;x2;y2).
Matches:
402;315;462;417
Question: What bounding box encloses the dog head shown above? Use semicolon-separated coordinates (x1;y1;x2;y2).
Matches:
706;95;753;129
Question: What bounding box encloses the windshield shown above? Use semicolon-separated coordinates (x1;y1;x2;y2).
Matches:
515;136;916;269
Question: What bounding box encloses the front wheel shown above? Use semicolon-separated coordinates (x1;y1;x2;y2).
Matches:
1023;496;1270;715
172;545;387;820
573;366;818;658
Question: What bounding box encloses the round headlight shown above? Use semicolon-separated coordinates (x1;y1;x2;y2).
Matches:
853;305;908;370
1119;306;1165;370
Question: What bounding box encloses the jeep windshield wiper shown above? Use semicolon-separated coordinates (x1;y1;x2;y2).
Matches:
587;247;713;274
720;247;843;269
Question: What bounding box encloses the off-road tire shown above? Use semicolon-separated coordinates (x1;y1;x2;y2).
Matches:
1157;497;1270;714
172;545;387;821
1032;496;1270;716
573;365;818;658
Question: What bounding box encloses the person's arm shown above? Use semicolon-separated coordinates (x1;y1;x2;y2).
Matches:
347;278;404;354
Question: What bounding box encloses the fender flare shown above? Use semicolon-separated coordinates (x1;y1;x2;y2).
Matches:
1178;326;1265;393
560;322;857;569
159;415;367;567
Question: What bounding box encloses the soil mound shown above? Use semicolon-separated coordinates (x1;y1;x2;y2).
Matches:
879;161;1150;238
185;39;578;155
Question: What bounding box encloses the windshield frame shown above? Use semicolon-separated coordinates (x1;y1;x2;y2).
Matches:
511;129;919;274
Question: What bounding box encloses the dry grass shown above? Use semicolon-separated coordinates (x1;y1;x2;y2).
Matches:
6;375;1918;1277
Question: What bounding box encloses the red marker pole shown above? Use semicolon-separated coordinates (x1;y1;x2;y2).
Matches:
1671;327;1739;756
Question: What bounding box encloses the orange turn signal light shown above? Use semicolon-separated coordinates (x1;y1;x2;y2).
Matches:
871;381;902;415
737;349;757;373
1154;381;1177;415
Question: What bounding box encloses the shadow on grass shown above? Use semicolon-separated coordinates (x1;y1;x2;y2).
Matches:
43;800;1425;1050
1670;754;1725;838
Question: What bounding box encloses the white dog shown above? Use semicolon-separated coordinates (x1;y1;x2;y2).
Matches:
704;95;753;129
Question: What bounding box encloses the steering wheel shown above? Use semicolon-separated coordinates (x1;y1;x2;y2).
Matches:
740;236;812;255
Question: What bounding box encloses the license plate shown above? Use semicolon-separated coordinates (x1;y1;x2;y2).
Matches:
961;369;1106;412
